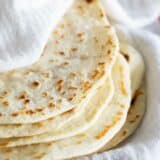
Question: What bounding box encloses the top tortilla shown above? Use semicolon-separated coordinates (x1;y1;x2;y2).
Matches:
0;0;118;124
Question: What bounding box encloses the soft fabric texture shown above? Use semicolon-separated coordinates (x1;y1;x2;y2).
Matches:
0;0;73;72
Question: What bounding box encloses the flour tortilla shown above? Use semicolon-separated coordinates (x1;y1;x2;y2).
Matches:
0;75;113;138
0;0;118;124
0;75;114;145
0;43;143;139
0;55;131;160
100;85;145;152
0;43;144;147
99;43;145;152
120;43;144;95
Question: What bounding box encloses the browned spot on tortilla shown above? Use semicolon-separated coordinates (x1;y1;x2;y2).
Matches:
57;99;62;103
95;125;111;139
70;72;77;77
122;130;127;136
42;72;51;78
15;123;22;127
129;120;136;124
94;37;99;43
48;117;54;121
131;90;143;105
56;80;63;92
36;108;43;112
136;114;140;119
33;122;44;128
0;142;10;147
0;113;3;116
82;81;92;92
58;51;65;55
24;99;30;104
62;62;69;66
98;62;105;66
67;97;73;101
121;51;130;62
120;81;128;96
48;103;55;108
61;91;66;95
77;33;84;38
61;108;75;117
67;93;76;102
18;94;26;99
4;148;12;153
2;101;9;107
119;103;125;109
107;50;112;55
99;9;105;17
90;69;104;80
1;91;8;96
57;80;63;85
112;114;123;126
42;92;48;97
86;0;94;3
107;39;113;45
46;142;53;146
11;112;19;117
129;114;141;124
31;81;40;88
71;48;78;52
68;86;77;90
26;110;35;115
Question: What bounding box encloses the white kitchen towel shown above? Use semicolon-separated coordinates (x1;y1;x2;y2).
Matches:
0;0;73;72
102;0;160;28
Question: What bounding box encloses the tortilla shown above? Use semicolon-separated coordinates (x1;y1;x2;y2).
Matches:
0;55;131;160
0;43;144;138
0;75;113;138
99;43;145;152
120;43;144;95
100;85;145;152
0;43;144;147
0;0;118;124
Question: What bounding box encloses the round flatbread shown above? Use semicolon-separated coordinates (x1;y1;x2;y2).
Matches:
100;85;145;152
0;0;118;124
0;75;113;138
99;43;145;152
0;55;131;160
120;43;144;95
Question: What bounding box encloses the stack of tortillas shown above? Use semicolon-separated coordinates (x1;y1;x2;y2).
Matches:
0;0;145;159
